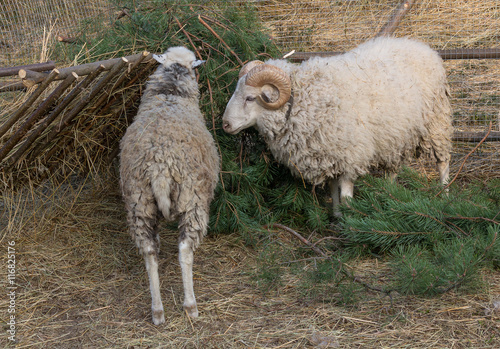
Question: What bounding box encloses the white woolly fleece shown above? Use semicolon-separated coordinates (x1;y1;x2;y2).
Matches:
224;36;452;186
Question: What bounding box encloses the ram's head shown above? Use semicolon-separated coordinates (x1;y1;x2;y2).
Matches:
222;61;291;134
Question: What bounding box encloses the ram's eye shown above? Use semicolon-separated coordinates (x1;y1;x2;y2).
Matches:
245;96;256;102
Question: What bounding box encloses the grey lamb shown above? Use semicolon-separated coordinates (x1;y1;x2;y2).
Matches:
222;37;452;217
120;47;220;325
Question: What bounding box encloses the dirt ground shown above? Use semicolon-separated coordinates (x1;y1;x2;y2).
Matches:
0;178;499;349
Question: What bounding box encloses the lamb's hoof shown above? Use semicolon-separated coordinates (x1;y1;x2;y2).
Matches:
184;303;199;318
152;309;165;325
333;211;342;219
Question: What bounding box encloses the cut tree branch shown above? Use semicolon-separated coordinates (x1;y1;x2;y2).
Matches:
436;122;493;196
198;15;244;66
376;0;416;37
17;52;153;85
0;61;55;77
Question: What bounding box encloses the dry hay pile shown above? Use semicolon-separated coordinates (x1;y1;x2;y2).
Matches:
1;180;499;348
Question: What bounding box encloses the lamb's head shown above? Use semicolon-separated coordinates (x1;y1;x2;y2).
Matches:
147;47;205;98
222;61;291;134
153;46;205;72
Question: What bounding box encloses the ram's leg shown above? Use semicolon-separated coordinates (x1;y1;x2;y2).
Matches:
339;176;354;205
178;239;198;317
437;160;450;187
329;178;341;218
329;176;354;218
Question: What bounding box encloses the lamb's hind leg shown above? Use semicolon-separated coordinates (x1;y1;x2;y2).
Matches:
125;189;164;325
144;245;165;325
178;206;208;318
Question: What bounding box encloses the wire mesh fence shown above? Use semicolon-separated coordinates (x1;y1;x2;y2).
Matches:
0;0;499;177
0;0;112;66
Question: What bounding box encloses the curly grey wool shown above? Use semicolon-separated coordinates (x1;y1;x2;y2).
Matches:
119;47;219;325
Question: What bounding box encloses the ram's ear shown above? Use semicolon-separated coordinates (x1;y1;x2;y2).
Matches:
260;85;279;104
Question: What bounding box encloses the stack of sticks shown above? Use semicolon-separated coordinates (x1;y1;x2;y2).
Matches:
0;52;157;183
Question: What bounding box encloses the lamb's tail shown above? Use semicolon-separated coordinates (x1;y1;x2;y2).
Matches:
151;176;174;221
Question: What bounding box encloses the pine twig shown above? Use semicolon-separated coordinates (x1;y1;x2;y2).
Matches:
174;17;203;61
264;223;327;257
436;121;493;197
198;15;244;67
265;223;390;294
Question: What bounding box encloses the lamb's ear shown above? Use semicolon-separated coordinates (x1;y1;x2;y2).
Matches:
192;60;205;69
153;54;165;64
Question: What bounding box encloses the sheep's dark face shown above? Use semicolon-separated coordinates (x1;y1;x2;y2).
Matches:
149;47;205;98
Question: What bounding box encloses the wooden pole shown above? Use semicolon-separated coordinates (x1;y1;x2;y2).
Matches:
0;69;59;139
17;52;153;85
376;0;417;37
19;70;51;88
288;48;500;62
0;70;77;164
452;130;500;142
0;61;55;77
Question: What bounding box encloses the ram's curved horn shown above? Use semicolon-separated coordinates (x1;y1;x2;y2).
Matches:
238;60;264;79
245;64;292;110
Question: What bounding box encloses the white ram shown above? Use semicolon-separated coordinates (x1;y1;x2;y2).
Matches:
222;37;452;216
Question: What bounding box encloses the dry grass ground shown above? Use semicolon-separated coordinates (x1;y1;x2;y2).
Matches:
1;176;499;348
1;1;499;347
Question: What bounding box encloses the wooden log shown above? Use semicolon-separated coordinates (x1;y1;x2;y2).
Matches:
0;69;59;139
57;36;78;43
0;81;26;92
452;131;500;142
376;0;416;37
0;61;55;77
0;69;76;164
5;72;80;167
288;48;500;62
19;69;50;87
17;52;154;85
